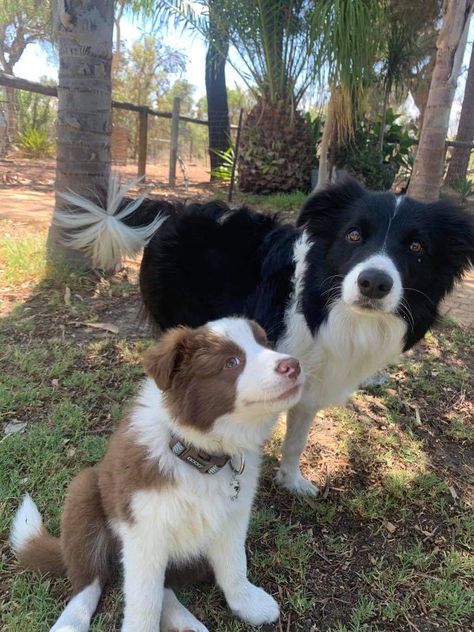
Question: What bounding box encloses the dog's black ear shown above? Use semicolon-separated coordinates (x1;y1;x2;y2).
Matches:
142;327;191;391
297;177;366;237
428;198;474;286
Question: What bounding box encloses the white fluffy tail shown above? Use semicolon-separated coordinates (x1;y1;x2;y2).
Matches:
54;172;168;270
11;494;66;575
10;494;43;554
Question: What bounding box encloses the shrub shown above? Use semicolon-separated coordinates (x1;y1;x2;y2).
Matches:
210;147;235;182
17;127;53;158
450;178;474;202
336;110;416;190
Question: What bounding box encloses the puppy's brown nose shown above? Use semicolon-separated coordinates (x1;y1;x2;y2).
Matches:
275;357;301;380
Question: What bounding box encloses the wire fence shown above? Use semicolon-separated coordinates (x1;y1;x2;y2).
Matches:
0;74;242;193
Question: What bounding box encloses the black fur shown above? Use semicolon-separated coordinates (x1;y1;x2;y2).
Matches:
139;178;473;350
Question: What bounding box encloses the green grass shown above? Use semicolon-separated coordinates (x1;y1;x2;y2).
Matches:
1;218;473;631
0;235;46;285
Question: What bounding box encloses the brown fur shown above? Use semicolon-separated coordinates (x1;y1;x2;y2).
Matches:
16;528;66;577
15;417;172;590
99;417;173;523
143;325;245;431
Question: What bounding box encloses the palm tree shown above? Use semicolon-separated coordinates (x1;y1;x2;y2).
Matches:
445;41;474;185
47;0;114;269
408;1;473;202
312;0;384;190
143;0;320;193
226;0;318;192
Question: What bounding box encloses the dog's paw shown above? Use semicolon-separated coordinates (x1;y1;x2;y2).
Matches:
161;590;209;632
228;582;279;626
275;468;320;497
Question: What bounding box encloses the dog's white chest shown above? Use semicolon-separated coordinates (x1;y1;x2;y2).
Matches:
278;301;406;408
117;454;258;563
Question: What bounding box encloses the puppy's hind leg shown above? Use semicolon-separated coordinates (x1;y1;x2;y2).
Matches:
160;588;209;632
51;467;112;632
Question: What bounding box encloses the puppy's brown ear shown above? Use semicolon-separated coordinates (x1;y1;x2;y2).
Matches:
142;327;191;390
248;320;271;348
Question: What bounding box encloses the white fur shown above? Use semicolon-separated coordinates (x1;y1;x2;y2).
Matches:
54;171;167;270
276;236;407;495
10;494;43;553
49;580;102;632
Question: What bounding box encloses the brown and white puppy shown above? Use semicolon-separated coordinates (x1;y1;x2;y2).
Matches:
11;317;304;632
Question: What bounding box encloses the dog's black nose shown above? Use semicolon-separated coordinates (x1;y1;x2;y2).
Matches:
357;268;393;299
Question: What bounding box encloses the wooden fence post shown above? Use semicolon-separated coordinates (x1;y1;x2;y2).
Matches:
138;107;148;179
169;97;180;186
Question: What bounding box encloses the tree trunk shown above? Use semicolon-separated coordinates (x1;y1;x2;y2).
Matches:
315;90;336;191
47;0;114;271
205;1;230;179
5;85;17;145
378;80;391;158
445;41;474;184
408;1;473;202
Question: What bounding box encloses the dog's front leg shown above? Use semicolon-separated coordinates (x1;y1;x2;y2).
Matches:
207;520;279;626
276;396;320;496
120;532;167;632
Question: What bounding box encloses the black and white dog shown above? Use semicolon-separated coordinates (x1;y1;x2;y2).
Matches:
56;177;474;495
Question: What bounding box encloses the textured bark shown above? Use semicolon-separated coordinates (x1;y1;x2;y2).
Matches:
205;1;230;179
48;0;114;271
239;100;312;194
315;91;336;191
408;0;473;202
445;41;474;184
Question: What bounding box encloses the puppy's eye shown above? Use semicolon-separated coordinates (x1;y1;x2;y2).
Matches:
409;241;424;255
346;228;362;243
225;357;241;369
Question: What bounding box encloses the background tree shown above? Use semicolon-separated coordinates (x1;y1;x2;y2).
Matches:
221;0;321;193
376;1;440;156
445;41;474;185
113;35;186;158
205;1;231;179
48;0;114;270
132;0;232;179
313;0;384;190
408;1;473;201
0;1;52;148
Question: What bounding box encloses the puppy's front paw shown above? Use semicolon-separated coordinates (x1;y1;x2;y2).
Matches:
228;582;279;626
275;468;320;497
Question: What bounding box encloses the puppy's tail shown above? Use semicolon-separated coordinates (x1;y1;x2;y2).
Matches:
10;494;66;576
54;171;169;270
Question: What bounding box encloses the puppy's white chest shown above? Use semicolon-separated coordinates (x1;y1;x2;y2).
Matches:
119;457;257;562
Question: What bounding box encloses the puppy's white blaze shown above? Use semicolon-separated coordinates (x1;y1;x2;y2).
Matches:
342;253;403;313
54;171;167;270
10;494;43;553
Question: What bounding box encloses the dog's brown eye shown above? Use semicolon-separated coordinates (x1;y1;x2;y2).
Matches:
225;357;241;369
409;241;424;255
347;228;362;243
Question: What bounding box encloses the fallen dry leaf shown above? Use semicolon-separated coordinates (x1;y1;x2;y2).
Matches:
81;321;120;334
384;520;397;534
